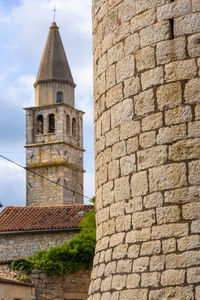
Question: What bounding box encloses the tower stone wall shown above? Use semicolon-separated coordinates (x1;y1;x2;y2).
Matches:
89;0;200;299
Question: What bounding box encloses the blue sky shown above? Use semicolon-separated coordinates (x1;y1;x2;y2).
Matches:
0;0;94;209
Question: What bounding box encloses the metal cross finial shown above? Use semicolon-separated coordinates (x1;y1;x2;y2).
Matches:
53;4;56;22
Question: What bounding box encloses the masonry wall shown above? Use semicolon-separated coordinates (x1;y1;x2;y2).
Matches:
0;231;76;262
89;0;200;299
0;281;35;300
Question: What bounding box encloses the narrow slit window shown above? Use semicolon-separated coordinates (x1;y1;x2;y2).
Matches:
72;118;77;137
66;114;70;134
48;114;55;133
56;91;63;103
36;114;43;134
169;19;174;39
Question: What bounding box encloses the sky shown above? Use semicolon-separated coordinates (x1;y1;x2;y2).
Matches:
0;0;94;210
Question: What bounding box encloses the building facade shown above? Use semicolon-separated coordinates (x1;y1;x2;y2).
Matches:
89;0;200;299
25;22;84;206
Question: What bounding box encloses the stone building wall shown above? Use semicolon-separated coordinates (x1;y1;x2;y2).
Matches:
89;0;200;299
0;231;76;262
0;280;36;300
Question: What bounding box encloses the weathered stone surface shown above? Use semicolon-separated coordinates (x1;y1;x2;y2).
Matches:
132;257;150;272
165;186;200;204
124;77;141;98
140;241;161;256
150;255;165;271
120;154;136;176
125;197;142;213
182;202;200;220
144;192;163;209
118;0;135;22
112;275;126;290
157;0;192;21
188;33;200;57
137;145;167;170
141;66;164;90
152;223;188;239
187;267;200;283
112;141;126;160
111;98;133;128
156;206;180;224
140;131;156;149
175;13;200;36
116;55;135;83
188;121;200;137
108;160;120;180
127;136;139;154
120;120;141;140
157;124;186;144
127;244;140;259
165;106;192;125
106;83;123;108
115;176;130;202
131;171;148;196
149;286;194;300
132;210;156;229
162;238;176;254
178;235;200;252
140;21;171;47
136;46;155;71
166;250;200;269
131;8;155;33
142;112;163;131
134;89;154;116
126;228;151;243
184;78;200;103
136;0;170;14
119;289;148;300
141;272;161;287
165;59;197;82
113;244;128;259
156;37;186;64
161;269;185;286
108;43;124;66
193;0;200;12
157;82;182;110
125;34;139;55
149;163;187;192
126;274;140;288
116;215;131;233
169;139;200;161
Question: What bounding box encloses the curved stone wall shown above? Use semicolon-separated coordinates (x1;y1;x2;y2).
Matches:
89;0;200;299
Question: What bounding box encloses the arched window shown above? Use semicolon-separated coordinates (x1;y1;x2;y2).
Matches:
66;114;70;134
36;114;43;134
72;118;76;137
48;114;55;133
56;91;63;103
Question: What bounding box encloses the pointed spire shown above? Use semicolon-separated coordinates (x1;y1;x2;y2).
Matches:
34;22;75;88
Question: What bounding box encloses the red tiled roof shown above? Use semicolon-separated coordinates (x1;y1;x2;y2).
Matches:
0;205;93;233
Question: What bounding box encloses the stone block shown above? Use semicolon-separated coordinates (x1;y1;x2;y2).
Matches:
108;160;120;180
149;163;187;192
162;238;176;254
161;269;185;286
166;250;200;268
132;257;150;272
140;131;156;149
98;53;108;76
118;0;135;22
165;106;192;125
111;98;133;128
125;33;139;55
116;215;131;232
96;207;110;224
193;0;200;11
150;255;165;271
112;244;128;259
120;120;141;140
126;227;151;243
106;83;123;108
109;233;125;247
120;154;136;176
112;141;126;160
110;202;125;218
152;223;188;239
101;275;112;291
178;235;200;252
141;272;161;287
134;89;155;116
142;112;163;131
141;66;164;90
144;192;163;209
188;121;200;137
120;289;148;300
157;82;182;110
166;59;197;82
196;104;200;119
108;43;124;66
175;13;200;36
149;286;194;300
116;55;135;83
127;136;139;154
140;240;161;256
103;181;114;206
126;274;140;288
132;210;156;229
127;244;140;259
188;33;200;57
102;219;115;237
103;7;118;35
131;171;148;196
187;267;200;283
156;37;186;64
113;22;130;44
184;78;200;103
136;0;170;14
131;8;155;33
125;197;143;213
157;124;186;144
137;145;167;170
112;275;126;290
157;0;191;21
169;139;200;161
191;220;200;233
104;261;116;276
106;65;116;90
140;21;171;47
136;46;155;71
182;202;200;220
117;259;132;273
124;76;141;98
156;206;181;224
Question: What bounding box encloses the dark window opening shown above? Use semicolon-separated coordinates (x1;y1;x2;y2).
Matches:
48;114;55;133
66;114;70;134
72;118;77;137
36;114;43;134
57;91;63;103
169;18;174;39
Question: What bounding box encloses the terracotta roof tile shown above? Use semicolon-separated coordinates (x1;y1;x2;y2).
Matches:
0;205;93;233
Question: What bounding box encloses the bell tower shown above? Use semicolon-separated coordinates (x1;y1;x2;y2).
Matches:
25;22;84;207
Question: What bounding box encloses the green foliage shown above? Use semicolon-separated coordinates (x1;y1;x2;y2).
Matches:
10;198;96;276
